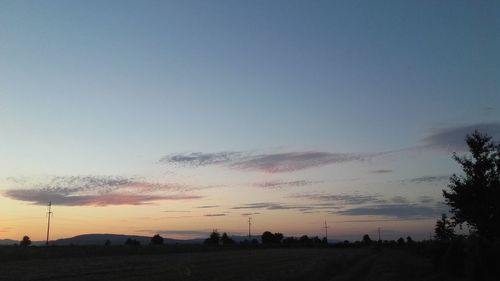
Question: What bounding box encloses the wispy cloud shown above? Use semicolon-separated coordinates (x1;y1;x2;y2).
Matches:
336;218;431;223
231;191;386;213
336;204;447;219
240;212;260;216
371;169;392;174
161;151;381;173
232;200;357;213
159;152;241;167
391;196;409;204
196;205;220;209
418;196;435;204
3;176;204;206
289;193;384;205
164;216;194;219
231;202;303;210
229;152;377;173
404;175;449;184
253;180;319;189
204;213;226;217
420;122;500;151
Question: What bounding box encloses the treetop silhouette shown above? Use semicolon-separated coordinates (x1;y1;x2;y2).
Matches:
443;130;500;240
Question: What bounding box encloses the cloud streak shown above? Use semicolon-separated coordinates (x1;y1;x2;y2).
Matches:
420;122;500;151
159;152;241;167
253;180;319;189
289;193;385;205
404;175;449;184
371;169;392;174
240;212;260;216
161;151;381;173
204;213;226;217
336;204;447;219
391;196;409;204
232;201;353;213
3;176;204;206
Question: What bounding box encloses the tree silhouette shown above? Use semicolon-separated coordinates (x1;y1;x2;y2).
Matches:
204;230;220;245
220;232;235;245
406;236;414;243
283;237;297;245
274;233;284;244
397;237;405;245
20;235;31;247
151;234;164;245
124;238;141;246
104;239;111;246
261;231;273;244
434;213;455;241
261;231;284;244
299;235;311;244
443;131;500;240
362;234;372;244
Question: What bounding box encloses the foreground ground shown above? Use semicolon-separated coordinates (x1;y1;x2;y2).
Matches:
0;247;456;281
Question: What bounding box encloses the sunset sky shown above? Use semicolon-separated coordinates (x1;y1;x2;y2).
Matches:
1;0;499;242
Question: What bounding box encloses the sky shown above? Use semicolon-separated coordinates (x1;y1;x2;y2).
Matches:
0;0;499;242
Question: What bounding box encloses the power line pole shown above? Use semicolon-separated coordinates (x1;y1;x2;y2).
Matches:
377;227;381;242
46;201;53;246
248;217;252;241
323;220;329;242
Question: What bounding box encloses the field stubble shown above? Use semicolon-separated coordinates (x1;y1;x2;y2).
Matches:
0;247;446;281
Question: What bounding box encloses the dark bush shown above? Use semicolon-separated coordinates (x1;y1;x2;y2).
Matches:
19;236;31;247
151;234;164;245
204;230;220;245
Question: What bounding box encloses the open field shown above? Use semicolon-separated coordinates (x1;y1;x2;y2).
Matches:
0;247;456;281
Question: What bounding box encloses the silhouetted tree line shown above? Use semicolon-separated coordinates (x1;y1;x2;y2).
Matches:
261;231;283;244
124;238;141;246
203;230;235;246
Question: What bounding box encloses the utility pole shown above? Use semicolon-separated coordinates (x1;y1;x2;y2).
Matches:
248;217;252;241
323;220;329;242
46;201;53;246
377;227;381;242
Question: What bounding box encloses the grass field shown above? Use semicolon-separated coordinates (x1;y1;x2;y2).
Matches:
0;247;457;281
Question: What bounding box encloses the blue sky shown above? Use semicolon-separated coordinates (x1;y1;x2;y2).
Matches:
0;0;499;241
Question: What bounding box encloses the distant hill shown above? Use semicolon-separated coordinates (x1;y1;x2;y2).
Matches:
1;234;337;246
0;239;18;245
51;234;204;246
0;234;204;246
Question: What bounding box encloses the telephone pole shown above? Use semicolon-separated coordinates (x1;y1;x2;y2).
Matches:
323;220;329;242
46;201;53;246
248;217;252;241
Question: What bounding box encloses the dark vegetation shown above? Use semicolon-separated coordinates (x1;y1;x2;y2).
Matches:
2;131;498;280
151;234;164;245
431;131;500;280
19;235;31;247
